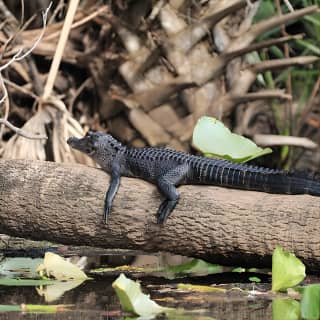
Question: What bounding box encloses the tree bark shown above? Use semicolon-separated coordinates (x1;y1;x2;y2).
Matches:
0;159;319;270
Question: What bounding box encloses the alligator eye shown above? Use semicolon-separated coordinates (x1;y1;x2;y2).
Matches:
86;146;95;155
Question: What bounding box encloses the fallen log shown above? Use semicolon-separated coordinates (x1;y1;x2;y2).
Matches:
0;159;319;270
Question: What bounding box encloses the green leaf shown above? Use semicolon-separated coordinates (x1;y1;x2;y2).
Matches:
177;283;226;293
249;277;261;283
296;39;320;55
0;278;55;286
163;259;223;277
112;273;170;316
271;246;305;292
232;267;246;273
22;304;71;313
301;284;320;320
37;252;89;280
272;298;300;320
192;117;272;163
0;257;43;278
253;0;275;23
0;305;22;312
0;304;70;313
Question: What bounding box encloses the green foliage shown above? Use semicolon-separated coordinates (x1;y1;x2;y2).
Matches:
193;117;272;163
250;0;320;168
0;278;55;286
301;284;320;319
37;252;89;280
112;273;170;316
272;298;301;320
248;276;261;283
162;258;223;277
271;246;306;292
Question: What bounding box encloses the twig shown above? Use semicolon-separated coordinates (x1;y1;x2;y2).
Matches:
253;134;317;149
0;71;8;105
69;77;92;113
283;0;294;12
0;3;51;73
0;2;52;141
43;5;108;41
296;74;320;135
275;0;293;140
0;1;51;103
4;78;38;99
42;0;80;100
0;118;47;140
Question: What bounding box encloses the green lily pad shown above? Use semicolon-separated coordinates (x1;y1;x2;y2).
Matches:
0;305;21;312
163;259;223;277
0;304;71;313
192;117;272;163
271;246;305;292
177;283;226;293
249;276;261;283
272;298;300;320
301;284;320;320
112;273;170;316
37;252;89;280
0;257;43;278
0;278;55;286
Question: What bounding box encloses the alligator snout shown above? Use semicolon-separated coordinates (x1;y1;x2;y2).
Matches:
67;137;79;147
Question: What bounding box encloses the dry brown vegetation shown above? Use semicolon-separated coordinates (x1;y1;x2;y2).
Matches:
0;0;319;170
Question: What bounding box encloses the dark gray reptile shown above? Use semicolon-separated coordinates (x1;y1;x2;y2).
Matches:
67;131;320;224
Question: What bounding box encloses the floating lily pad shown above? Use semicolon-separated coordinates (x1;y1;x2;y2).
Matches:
0;304;71;313
193;117;272;163
271;246;305;292
0;258;43;278
163;259;223;277
0;278;55;286
37;252;89;281
249;277;261;283
177;283;226;293
301;284;320;320
112;273;170;316
272;298;300;320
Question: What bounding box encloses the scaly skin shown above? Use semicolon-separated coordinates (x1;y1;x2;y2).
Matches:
67;131;320;224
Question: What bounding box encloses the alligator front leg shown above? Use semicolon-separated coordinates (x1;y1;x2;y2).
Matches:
104;163;121;223
156;164;189;224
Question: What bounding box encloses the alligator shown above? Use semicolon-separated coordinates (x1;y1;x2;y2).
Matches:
67;131;320;224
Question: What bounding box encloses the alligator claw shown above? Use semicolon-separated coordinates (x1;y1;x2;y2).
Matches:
104;206;111;224
157;199;177;224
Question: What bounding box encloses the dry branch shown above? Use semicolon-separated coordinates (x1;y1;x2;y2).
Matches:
0;118;47;139
0;159;320;271
253;134;318;149
0;2;51;140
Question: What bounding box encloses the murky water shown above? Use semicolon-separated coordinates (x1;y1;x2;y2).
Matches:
0;248;304;319
0;277;274;319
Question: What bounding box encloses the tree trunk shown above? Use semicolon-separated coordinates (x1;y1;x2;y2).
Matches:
0;159;319;270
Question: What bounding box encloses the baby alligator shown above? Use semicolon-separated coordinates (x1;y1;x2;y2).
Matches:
67;131;320;224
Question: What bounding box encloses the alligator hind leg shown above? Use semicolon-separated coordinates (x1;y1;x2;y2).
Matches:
156;164;189;224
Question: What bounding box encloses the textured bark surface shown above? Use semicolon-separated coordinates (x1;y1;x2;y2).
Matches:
0;159;319;270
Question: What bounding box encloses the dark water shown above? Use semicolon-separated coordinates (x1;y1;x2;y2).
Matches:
0;277;274;320
0;250;282;319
